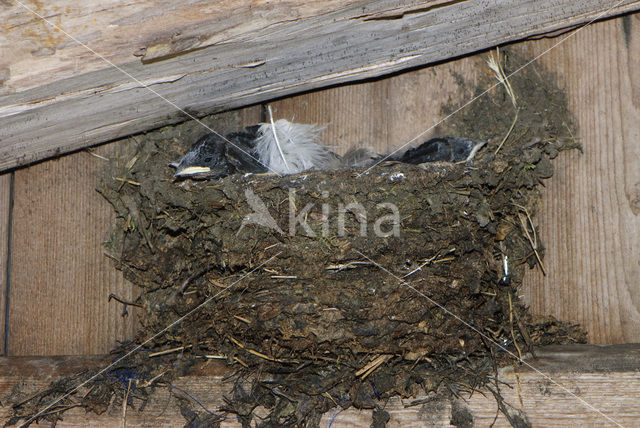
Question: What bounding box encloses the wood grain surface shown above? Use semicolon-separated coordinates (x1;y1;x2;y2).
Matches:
518;14;640;344
0;173;10;353
2;345;640;427
6;147;139;356
2;0;639;172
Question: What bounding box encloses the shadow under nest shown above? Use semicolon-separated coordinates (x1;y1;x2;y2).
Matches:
9;50;587;428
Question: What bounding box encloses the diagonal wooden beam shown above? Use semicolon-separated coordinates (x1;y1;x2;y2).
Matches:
1;0;639;172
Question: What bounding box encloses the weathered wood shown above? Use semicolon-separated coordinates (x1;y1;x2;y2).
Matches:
1;345;639;427
1;0;640;172
0;0;368;93
0;173;10;352
519;13;640;344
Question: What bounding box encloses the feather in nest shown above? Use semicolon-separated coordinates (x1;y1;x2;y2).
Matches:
254;119;336;174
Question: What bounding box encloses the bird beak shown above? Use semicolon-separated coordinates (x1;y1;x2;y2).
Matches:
464;141;486;163
173;166;212;177
169;159;212;177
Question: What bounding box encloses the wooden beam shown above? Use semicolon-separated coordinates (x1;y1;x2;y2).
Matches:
1;345;639;427
1;1;639;172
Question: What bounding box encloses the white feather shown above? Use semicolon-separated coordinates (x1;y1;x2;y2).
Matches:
255;119;333;174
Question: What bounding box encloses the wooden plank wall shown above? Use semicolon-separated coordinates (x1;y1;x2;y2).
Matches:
0;173;9;351
517;13;640;344
6;148;138;355
0;13;638;359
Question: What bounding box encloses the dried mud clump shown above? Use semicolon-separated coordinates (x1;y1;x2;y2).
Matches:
9;50;585;427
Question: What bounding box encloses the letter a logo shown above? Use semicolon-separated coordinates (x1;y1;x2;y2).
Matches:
237;188;284;235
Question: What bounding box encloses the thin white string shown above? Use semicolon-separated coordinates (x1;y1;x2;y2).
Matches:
353;249;625;427
267;105;291;172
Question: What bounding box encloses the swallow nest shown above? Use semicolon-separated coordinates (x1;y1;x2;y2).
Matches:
96;127;584;426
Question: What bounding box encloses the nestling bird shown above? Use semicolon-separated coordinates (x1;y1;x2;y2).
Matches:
170;125;267;178
171;120;335;178
170;119;485;179
396;137;486;164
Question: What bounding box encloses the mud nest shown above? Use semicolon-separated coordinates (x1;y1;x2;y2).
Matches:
9;50;586;427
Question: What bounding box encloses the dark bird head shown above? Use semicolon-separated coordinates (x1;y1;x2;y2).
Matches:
170;133;236;179
170;127;268;179
399;137;486;164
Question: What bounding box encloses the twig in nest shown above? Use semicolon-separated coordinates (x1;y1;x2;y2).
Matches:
82;385;96;399
121;378;132;428
164;382;221;417
561;121;583;152
512;203;546;276
355;354;392;379
85;148;110;161
149;344;192;358
109;293;142;317
507;293;523;362
113;177;141;186
486;384;531;428
234;315;251;324
263;242;280;251
323;392;339;407
37;404;83;418
201;354;226;360
495;108;519;155
108;294;142;307
138;370;167;388
233;356;249;368
121;194;154;253
404;248;456;278
512;306;534;355
229;336;295;364
115;153;140;191
487;47;517;108
326;261;372;271
208;278;230;288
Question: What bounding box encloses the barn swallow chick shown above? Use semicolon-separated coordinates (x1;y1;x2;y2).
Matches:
398;137;485;164
170;126;267;179
171;120;336;178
